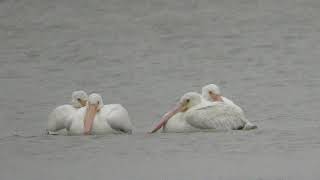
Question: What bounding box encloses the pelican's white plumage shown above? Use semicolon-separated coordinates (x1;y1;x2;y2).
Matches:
162;112;198;133
201;84;257;130
202;84;240;111
151;92;251;133
162;93;213;133
68;93;133;135
47;90;88;134
184;101;246;130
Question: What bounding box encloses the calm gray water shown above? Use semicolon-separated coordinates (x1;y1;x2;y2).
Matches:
1;0;320;179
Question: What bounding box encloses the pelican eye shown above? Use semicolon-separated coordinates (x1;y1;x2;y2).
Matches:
77;98;81;101
209;91;213;94
186;99;190;103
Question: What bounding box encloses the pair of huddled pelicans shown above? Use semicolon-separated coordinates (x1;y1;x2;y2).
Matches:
47;84;257;135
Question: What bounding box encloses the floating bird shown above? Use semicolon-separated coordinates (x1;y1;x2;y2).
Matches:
202;84;237;106
202;84;257;130
68;93;133;135
150;92;254;133
47;90;88;135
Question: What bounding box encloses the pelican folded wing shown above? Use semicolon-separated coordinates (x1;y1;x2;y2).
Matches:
104;104;134;134
185;103;245;130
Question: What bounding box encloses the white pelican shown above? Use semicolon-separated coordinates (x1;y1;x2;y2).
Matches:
202;84;257;130
68;93;133;135
162;112;199;133
47;90;88;134
150;92;251;133
201;84;237;106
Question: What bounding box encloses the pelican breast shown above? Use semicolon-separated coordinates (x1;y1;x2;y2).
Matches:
162;112;198;133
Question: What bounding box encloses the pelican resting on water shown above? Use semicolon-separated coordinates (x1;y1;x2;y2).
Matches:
202;84;257;130
202;84;238;107
67;93;133;135
150;92;256;133
47;90;88;135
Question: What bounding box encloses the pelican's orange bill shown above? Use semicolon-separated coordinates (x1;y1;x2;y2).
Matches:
149;104;182;133
83;104;98;135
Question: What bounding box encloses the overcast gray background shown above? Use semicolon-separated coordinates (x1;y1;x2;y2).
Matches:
0;0;320;179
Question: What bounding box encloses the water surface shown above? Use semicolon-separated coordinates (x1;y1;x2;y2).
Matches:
1;0;320;179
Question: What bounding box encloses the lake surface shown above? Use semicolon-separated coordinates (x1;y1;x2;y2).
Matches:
0;0;320;179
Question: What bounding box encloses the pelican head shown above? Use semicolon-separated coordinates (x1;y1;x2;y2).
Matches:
87;93;104;110
179;92;202;112
71;90;88;108
83;93;104;135
201;84;223;102
149;92;202;133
